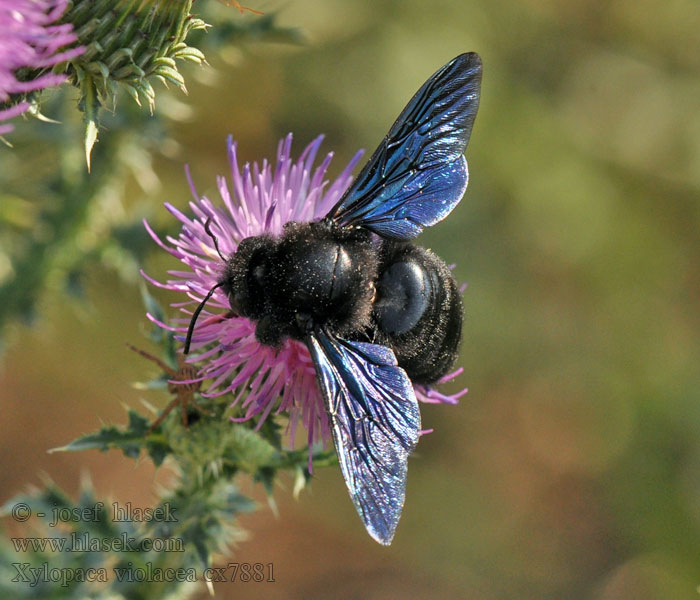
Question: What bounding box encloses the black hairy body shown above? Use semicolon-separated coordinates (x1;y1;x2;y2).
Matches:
372;243;463;384
219;219;462;385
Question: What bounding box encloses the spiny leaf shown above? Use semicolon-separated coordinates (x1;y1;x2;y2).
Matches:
48;409;171;465
83;75;100;171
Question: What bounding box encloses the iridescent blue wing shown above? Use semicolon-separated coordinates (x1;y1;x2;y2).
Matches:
326;52;482;240
306;329;421;545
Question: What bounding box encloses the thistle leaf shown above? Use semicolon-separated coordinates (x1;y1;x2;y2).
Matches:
49;409;171;466
83;75;100;171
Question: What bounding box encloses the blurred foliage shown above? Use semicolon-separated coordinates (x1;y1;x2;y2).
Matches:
0;292;331;599
1;0;699;599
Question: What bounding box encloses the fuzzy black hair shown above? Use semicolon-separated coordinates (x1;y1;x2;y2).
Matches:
220;221;378;346
370;241;463;385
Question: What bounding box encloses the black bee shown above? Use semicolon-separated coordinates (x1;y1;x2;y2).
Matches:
215;221;463;385
186;53;482;544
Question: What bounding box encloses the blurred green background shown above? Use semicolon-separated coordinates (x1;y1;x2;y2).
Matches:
2;0;699;598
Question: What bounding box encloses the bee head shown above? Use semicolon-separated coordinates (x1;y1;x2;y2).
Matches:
219;235;276;321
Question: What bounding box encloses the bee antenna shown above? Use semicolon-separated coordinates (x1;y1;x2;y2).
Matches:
184;282;224;354
204;218;226;262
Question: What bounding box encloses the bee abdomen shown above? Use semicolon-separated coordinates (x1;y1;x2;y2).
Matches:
374;261;432;336
373;243;463;385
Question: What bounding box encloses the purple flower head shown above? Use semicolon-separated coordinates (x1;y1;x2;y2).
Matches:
144;135;466;467
0;0;83;134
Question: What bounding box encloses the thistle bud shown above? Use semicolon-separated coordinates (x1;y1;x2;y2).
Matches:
61;0;208;168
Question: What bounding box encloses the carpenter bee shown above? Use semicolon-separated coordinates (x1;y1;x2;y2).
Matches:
186;52;482;544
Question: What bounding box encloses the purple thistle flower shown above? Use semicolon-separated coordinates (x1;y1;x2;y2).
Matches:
0;0;83;134
144;134;466;467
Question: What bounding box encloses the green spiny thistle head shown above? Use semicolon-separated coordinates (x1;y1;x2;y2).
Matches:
61;0;208;168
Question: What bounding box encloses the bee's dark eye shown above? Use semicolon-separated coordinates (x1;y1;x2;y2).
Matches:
226;240;274;319
374;261;432;335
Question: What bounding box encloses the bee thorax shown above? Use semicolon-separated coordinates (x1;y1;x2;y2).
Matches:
220;222;378;345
